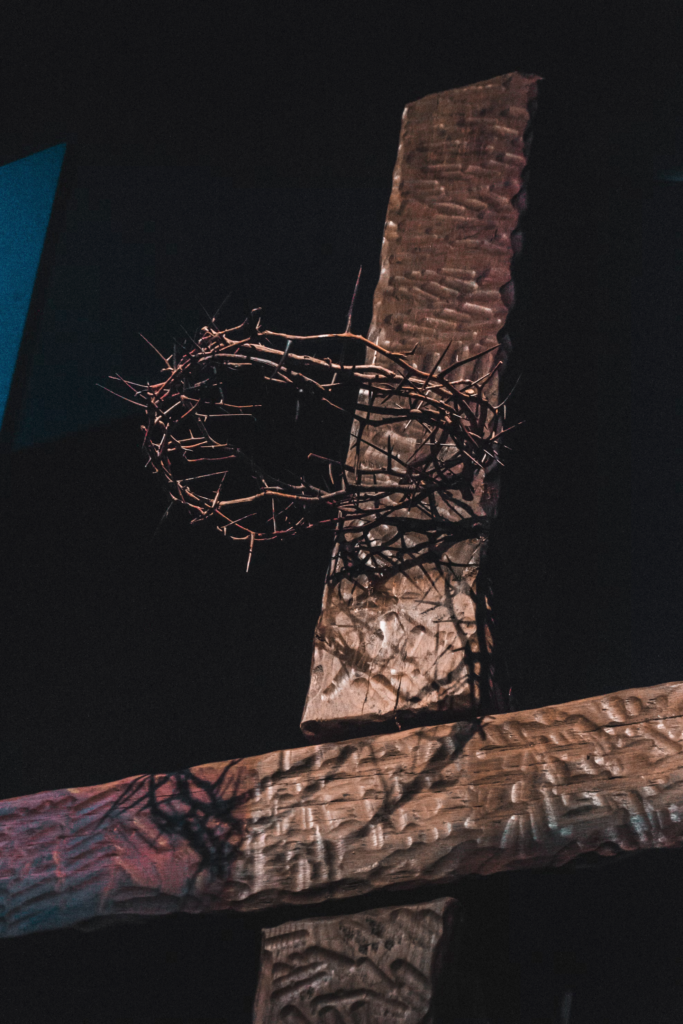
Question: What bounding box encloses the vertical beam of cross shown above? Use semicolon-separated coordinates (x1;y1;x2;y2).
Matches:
253;899;460;1024
301;73;539;740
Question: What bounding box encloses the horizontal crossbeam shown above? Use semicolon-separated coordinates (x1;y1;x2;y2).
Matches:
2;681;683;937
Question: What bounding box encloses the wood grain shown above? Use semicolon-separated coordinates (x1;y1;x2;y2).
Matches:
301;72;540;740
252;899;458;1024
2;681;683;938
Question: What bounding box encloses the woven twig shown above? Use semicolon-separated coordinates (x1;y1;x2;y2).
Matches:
112;311;510;562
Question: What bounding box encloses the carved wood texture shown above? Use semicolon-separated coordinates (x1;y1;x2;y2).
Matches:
2;681;683;938
301;72;540;740
252;899;458;1024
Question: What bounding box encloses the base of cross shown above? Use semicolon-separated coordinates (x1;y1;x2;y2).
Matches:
253;898;460;1024
1;680;682;940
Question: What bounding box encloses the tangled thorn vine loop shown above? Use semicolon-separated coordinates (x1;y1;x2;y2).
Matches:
112;311;512;559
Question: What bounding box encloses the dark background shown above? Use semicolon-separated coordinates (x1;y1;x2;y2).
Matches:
1;2;683;1021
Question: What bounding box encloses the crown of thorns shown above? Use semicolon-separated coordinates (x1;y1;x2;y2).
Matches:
112;311;510;562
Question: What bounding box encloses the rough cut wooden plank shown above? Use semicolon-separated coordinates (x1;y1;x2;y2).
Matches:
301;72;540;740
2;681;683;939
252;898;458;1024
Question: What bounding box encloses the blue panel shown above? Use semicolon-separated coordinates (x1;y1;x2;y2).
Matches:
0;143;66;425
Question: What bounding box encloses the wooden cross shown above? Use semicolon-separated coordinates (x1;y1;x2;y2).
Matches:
2;72;677;1021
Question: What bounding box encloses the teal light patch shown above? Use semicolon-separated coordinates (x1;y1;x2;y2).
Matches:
0;143;66;425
